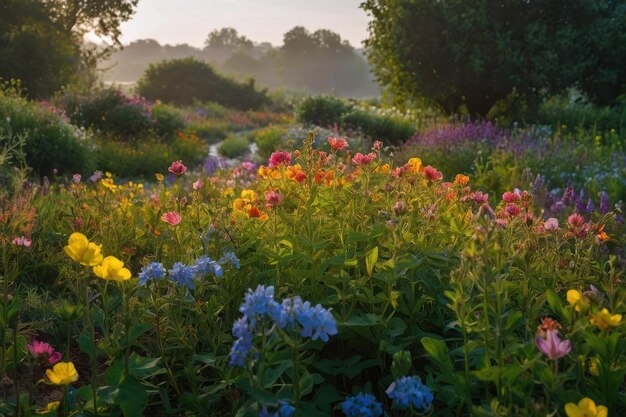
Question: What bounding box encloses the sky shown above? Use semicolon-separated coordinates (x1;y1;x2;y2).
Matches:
113;0;371;48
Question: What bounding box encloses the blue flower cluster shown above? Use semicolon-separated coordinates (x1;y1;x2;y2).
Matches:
229;285;338;367
385;376;433;411
138;250;240;289
341;393;382;417
259;400;295;417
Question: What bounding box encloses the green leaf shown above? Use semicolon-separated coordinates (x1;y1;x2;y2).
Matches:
126;323;153;345
77;331;96;359
129;354;162;379
117;376;148;417
262;360;292;387
365;246;378;278
421;337;454;376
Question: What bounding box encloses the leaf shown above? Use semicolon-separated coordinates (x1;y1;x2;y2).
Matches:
129;354;162;379
365;246;378;278
262;360;292;387
117;376;148;417
77;331;97;359
421;337;454;377
126;323;153;345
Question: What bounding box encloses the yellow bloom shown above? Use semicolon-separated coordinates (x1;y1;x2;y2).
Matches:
155;173;164;182
101;177;118;192
564;398;607;417
407;157;422;173
590;308;622;331
36;401;60;414
241;189;258;201
589;358;600;376
567;289;589;313
233;198;247;212
93;256;132;281
376;163;390;175
46;362;78;385
64;233;103;266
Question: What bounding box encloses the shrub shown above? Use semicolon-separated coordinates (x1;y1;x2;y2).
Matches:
217;135;250;159
136;57;269;110
151;102;185;138
342;108;415;146
0;93;95;176
253;126;285;160
296;95;351;127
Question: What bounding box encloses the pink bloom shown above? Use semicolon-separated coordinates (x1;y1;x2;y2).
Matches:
393;200;408;215
423;165;443;181
268;151;292;167
328;137;348;151
352;152;377;166
502;190;521;203
372;140;383;151
28;340;62;365
180;196;188;206
264;190;284;208
193;180;203;191
12;236;32;247
505;203;521;217
72;174;81;184
161;211;182;226
242;161;256;172
568;213;585;228
168;160;187;176
543;218;559;231
535;329;572;360
473;191;489;204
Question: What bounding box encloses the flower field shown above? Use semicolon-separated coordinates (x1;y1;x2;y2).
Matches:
2;111;626;417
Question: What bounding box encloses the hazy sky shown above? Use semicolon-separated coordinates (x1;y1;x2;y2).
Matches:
115;0;371;47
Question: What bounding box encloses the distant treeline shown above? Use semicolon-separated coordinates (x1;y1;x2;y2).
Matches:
100;27;380;98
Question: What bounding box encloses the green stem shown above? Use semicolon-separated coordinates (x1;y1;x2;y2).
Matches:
13;319;20;417
85;283;99;417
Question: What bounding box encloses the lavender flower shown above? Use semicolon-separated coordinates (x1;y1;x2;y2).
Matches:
599;192;610;214
535;329;572;360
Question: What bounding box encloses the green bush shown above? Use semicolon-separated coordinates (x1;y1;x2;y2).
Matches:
151;102;185;138
342;108;415;146
0;93;95;176
217;135;250;159
136;57;269;110
296;95;351;126
253;126;285;160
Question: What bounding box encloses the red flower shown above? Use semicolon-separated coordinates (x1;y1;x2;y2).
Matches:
352;152;377;166
264;190;283;208
423;165;443;181
328;137;348;151
268;151;292;167
161;211;182;226
168;160;187;176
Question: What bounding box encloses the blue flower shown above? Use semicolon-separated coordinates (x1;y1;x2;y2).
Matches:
271;296;303;330
138;262;166;285
220;250;241;269
258;401;295;417
386;376;433;411
168;262;197;289
194;255;223;278
296;302;338;342
239;285;278;328
341;393;383;417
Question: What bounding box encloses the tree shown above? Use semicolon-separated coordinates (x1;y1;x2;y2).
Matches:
204;28;254;51
362;0;626;115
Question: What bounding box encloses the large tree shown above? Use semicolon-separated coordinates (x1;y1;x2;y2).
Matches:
362;0;626;115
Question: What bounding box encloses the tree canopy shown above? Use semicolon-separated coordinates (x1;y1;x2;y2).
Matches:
362;0;626;115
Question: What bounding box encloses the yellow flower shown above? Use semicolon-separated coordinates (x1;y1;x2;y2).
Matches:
241;189;258;201
390;291;400;309
589;358;600;376
567;289;589;312
93;256;132;281
101;177;118;192
564;397;607;417
64;233;103;266
376;163;390;175
155;173;164;182
36;401;60;414
46;362;78;385
590;308;622;331
407;157;422;173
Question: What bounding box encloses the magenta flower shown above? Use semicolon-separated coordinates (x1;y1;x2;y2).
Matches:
264;190;283;209
168;160;187;176
161;211;182;226
12;236;32;247
352;152;377;166
268;151;292;167
502;190;521;203
28;340;62;365
423;165;443;181
535;329;572;360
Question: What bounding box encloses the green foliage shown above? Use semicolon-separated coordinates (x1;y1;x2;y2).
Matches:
136;57;269;110
537;93;626;133
151;102;185;137
217;135;250;159
253;126;286;160
342;108;415;146
362;0;626;115
0;93;95;176
296;95;351;127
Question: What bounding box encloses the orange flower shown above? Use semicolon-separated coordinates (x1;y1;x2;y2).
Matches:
258;165;281;179
596;224;609;242
247;205;269;221
454;174;470;186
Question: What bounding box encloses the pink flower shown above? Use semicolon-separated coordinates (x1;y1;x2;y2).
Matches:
168;160;187;176
505;203;520;217
535;329;572;360
268;151;292;167
568;213;585;228
161;211;182;226
352;152;377;166
264;190;284;209
502;190;521;203
473;191;489;204
423;165;443;181
242;161;256;172
372;140;383;151
543;218;559;231
328;137;348;151
12;236;32;247
28;340;62;365
72;174;81;184
193;180;203;191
